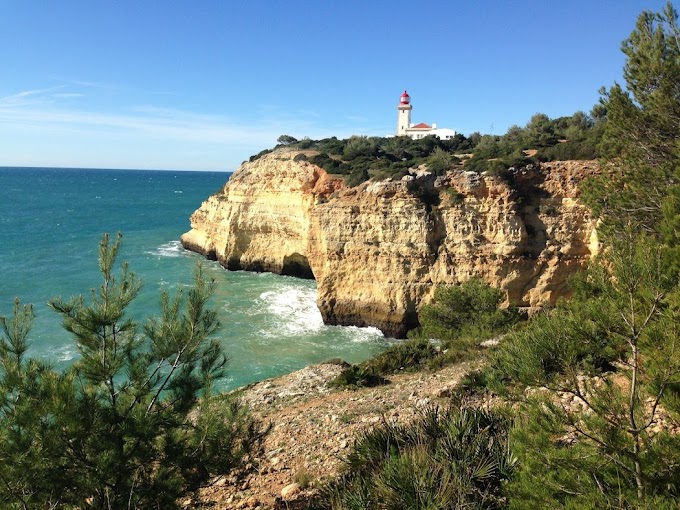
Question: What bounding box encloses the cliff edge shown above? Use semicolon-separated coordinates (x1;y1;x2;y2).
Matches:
181;150;599;337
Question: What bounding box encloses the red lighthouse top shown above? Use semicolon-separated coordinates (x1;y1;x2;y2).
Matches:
400;90;411;105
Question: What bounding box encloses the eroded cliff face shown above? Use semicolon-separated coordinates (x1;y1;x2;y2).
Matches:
182;150;599;337
181;151;342;278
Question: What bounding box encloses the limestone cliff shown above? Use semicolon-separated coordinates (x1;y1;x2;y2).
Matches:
182;150;599;337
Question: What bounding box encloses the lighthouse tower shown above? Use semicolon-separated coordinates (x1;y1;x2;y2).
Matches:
396;90;412;136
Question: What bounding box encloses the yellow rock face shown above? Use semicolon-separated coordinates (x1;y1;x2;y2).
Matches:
182;150;599;337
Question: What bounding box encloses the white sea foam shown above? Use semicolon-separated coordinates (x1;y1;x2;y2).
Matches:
49;344;78;363
253;284;386;344
147;240;186;257
340;325;385;343
257;285;324;337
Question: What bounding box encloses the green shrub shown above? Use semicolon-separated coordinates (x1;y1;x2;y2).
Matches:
330;338;439;389
249;147;273;162
491;232;680;507
329;365;388;389
445;187;464;204
318;405;515;510
296;137;315;149
487;289;625;394
345;167;370;187
365;337;439;374
332;280;519;389
420;278;518;343
534;140;598;161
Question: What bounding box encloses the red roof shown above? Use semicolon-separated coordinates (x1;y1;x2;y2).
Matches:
411;122;432;129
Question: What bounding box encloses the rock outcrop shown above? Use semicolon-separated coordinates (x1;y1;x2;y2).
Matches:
182;150;599;337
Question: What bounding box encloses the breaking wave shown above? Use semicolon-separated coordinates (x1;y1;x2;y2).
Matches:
257;285;324;337
147;240;186;258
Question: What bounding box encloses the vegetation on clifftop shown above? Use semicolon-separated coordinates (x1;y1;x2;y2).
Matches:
249;107;604;188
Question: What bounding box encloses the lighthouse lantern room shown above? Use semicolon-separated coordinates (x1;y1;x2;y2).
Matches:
396;90;412;136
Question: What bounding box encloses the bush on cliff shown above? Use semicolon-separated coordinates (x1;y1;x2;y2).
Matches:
0;234;265;509
251;109;602;185
416;279;520;367
330;280;518;389
329;338;438;389
420;278;518;342
463;108;604;174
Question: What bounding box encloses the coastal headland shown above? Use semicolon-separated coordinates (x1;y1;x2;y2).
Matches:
182;149;599;337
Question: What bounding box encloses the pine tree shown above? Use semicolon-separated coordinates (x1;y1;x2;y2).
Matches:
0;234;264;509
581;2;680;239
492;232;680;507
492;5;680;506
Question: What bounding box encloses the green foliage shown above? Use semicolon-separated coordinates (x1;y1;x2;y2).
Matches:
366;337;439;375
426;146;458;175
420;279;519;344
272;134;473;185
331;280;518;390
317;405;515;510
253;107;602;187
492;233;680;507
277;134;298;145
489;6;680;507
488;291;625;393
0;234;264;509
507;408;680;510
444;186;464;204
582;2;680;240
524;113;558;147
249;147;273;162
330;338;438;389
345;167;370;187
534;140;599;161
329;364;389;390
464;108;602;174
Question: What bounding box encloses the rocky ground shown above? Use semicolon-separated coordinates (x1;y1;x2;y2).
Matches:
191;360;478;509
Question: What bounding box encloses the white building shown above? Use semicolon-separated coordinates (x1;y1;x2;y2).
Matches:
396;90;456;140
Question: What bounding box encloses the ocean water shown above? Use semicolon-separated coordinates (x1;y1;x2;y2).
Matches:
0;167;388;390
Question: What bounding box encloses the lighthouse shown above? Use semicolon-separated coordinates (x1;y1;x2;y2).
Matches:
395;90;457;140
396;90;412;136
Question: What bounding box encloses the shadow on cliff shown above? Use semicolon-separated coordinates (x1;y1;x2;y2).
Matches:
281;253;314;279
507;165;549;259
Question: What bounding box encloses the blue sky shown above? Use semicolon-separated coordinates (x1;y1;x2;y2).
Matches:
0;0;670;171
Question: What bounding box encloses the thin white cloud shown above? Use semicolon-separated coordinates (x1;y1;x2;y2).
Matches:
0;85;388;169
0;88;379;145
0;87;62;104
52;93;84;98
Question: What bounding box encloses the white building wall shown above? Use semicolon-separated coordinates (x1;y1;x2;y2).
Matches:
404;127;457;140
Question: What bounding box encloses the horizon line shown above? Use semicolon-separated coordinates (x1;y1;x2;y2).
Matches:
0;165;233;173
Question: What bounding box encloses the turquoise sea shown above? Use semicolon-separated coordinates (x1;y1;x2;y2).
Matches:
0;167;388;390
